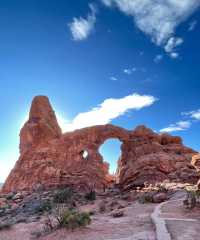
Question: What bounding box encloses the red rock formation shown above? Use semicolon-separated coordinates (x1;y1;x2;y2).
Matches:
20;96;62;154
117;126;198;190
191;154;200;172
2;96;199;193
191;154;200;188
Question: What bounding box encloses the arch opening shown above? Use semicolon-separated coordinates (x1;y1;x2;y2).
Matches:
99;138;122;175
80;150;89;160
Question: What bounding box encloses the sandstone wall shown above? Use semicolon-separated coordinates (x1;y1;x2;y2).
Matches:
2;96;199;193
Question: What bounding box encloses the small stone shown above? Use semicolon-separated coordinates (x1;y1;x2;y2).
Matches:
111;210;124;218
13;192;23;201
153;192;167;203
99;200;106;213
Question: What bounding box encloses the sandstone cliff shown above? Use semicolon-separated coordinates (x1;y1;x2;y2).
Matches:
2;96;199;193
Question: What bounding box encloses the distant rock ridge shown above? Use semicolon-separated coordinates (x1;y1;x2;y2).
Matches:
2;96;199;193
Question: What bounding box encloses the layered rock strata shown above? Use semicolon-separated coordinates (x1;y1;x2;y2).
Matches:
2;96;198;193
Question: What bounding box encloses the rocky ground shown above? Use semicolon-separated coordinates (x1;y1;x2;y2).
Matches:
0;183;200;240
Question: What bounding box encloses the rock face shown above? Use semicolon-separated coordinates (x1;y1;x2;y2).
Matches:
191;154;200;188
20;96;62;154
2;96;199;193
191;154;200;172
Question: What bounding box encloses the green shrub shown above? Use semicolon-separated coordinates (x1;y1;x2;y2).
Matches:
39;200;52;213
183;188;200;209
56;207;91;230
85;190;96;201
53;188;73;204
34;199;52;214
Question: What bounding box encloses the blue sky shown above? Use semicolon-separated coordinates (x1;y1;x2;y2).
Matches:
1;0;200;181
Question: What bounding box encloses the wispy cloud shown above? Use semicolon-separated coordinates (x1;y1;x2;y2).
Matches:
160;120;191;133
123;67;137;75
110;76;118;81
57;93;157;132
182;109;200;120
188;20;197;31
101;0;200;57
154;54;163;63
164;37;183;58
160;107;200;133
68;4;97;41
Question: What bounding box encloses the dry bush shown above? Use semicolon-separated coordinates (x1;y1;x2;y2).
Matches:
53;188;73;204
55;205;91;230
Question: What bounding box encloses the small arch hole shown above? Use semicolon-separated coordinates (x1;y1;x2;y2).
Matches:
82;150;89;160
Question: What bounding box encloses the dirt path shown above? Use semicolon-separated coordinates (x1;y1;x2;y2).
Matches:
151;201;171;240
151;191;200;240
40;202;156;240
1;191;200;240
0;201;156;240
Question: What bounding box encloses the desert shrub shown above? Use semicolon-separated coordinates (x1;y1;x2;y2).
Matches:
138;192;154;204
85;190;96;201
40;200;52;212
56;207;91;230
53;188;73;204
183;188;200;209
35;199;52;214
43;215;55;232
31;215;55;238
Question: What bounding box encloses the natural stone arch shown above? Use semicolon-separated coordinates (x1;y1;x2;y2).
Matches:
98;137;123;174
2;96;199;193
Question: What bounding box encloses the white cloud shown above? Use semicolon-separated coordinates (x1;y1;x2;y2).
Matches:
182;109;200;120
160;120;191;133
154;54;163;63
68;4;97;41
164;37;183;58
124;69;132;75
188;20;197;31
57;93;157;132
101;0;200;56
170;52;179;59
191;110;200;120
110;76;118;81
123;67;137;75
102;0;113;6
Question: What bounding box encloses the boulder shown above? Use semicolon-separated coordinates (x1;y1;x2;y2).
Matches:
191;154;200;172
153;192;168;203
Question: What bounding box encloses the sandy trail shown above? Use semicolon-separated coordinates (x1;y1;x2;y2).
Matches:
151;192;200;240
1;191;200;240
151;201;171;240
40;202;156;240
0;201;156;240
